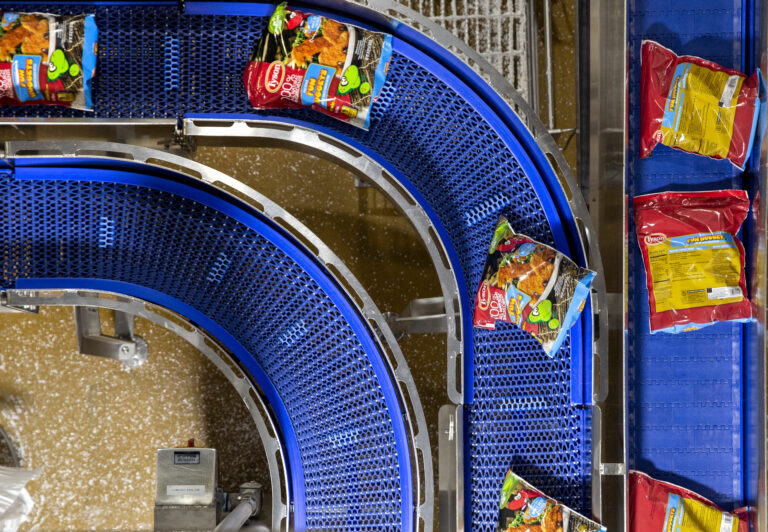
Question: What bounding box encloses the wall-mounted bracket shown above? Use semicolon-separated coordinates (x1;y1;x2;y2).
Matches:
74;306;148;367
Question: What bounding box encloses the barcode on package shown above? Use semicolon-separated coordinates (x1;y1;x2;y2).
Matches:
719;75;740;107
719;512;734;532
707;286;742;300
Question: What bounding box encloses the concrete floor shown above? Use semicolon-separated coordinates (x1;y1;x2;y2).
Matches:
0;308;266;530
0;1;580;529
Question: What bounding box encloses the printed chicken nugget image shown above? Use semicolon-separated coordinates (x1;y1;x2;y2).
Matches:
323;21;348;44
541;506;563;532
533;246;556;262
318;21;349;74
531;257;554;281
291;37;325;66
0;23;33;62
20;30;48;56
319;45;347;75
0;36;22;62
20;13;48;34
19;14;49;56
496;261;534;287
518;271;549;297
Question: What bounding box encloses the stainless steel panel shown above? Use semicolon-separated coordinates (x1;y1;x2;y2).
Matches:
588;0;627;528
155;448;217;506
154;505;218;531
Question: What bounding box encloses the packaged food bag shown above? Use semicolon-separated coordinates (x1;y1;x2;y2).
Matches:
0;12;97;110
640;40;761;168
633;190;752;333
474;217;596;357
244;2;393;129
497;469;606;532
630;470;750;532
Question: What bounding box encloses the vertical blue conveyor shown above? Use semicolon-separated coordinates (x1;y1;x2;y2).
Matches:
627;0;758;511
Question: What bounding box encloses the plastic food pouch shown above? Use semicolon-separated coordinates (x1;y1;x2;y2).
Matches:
630;470;751;532
473;217;596;357
497;468;606;532
244;2;393;129
633;190;752;333
0;12;97;110
640;40;760;169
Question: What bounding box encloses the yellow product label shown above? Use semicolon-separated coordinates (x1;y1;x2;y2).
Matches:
663;493;739;532
658;61;743;159
645;231;743;313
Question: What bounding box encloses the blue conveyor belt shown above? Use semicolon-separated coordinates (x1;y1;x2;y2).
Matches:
1;1;597;527
627;0;751;509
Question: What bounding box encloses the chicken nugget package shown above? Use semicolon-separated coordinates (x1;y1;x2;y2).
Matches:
0;12;97;110
633;190;752;333
474;217;596;357
244;2;392;129
640;40;760;169
497;469;606;532
630;471;750;532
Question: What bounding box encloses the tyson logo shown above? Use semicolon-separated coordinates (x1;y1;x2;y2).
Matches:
478;281;491;310
265;61;285;93
645;233;667;245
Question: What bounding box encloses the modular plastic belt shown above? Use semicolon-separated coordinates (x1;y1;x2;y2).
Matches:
1;1;605;529
1;156;418;530
626;0;755;509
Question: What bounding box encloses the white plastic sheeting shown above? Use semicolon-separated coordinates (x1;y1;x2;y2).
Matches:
0;466;40;531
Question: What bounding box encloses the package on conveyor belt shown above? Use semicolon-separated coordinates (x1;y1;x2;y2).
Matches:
473;216;596;357
633;190;752;333
0;12;97;110
497;468;606;532
243;2;393;129
630;471;751;532
640;40;760;168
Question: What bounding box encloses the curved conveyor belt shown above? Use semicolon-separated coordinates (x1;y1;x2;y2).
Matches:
0;155;420;531
0;0;608;529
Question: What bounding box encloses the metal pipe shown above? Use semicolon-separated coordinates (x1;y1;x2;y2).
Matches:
527;0;540;115
214;498;259;532
543;0;555;130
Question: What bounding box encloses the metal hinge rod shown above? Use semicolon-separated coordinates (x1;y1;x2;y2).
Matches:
385;297;454;337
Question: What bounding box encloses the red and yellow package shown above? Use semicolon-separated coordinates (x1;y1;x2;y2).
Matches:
640;40;760;169
630;471;751;532
633;190;752;333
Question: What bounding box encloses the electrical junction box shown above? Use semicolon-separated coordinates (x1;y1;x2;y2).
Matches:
154;447;219;531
